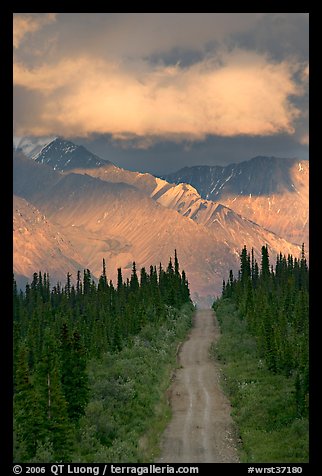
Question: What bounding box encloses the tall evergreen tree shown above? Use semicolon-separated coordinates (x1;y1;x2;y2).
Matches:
261;245;270;280
220;245;308;416
130;262;139;292
13;251;191;461
60;324;89;422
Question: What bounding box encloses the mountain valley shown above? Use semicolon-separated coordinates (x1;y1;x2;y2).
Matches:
13;139;307;301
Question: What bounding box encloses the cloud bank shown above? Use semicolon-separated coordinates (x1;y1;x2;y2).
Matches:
13;13;56;48
13;13;308;148
14;49;305;141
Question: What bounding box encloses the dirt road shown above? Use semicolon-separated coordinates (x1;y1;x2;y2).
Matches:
157;309;239;463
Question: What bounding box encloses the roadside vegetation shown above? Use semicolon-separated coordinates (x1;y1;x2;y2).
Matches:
13;251;193;462
212;245;309;463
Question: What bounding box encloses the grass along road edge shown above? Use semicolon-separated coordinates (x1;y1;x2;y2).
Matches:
72;303;194;463
211;299;308;463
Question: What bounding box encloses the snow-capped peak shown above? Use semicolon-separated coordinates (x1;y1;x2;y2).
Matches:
13;136;56;159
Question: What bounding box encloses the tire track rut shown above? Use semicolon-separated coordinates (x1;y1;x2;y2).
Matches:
157;309;239;463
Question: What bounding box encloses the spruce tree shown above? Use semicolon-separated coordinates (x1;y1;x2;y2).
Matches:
174;249;180;276
261;245;270;280
14;253;192;461
35;331;72;460
130;262;139;292
60;324;89;422
14;344;45;459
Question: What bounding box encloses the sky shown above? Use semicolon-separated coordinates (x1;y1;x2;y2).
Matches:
13;13;309;174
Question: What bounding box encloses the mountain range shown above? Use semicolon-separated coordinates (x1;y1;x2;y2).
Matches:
162;157;309;246
13;138;308;302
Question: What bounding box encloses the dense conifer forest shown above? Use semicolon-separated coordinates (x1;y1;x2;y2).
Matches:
13;251;193;462
13;243;309;463
213;245;309;461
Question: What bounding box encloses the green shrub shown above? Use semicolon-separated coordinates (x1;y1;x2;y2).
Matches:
213;299;308;463
74;303;193;462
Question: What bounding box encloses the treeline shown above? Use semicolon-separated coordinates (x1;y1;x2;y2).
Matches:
13;251;191;462
219;244;309;416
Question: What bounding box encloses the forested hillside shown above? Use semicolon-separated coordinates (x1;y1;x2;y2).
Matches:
213;245;309;462
13;252;193;462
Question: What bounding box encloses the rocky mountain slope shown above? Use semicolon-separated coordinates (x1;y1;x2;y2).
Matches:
13;135;54;160
13;153;236;298
35;137;112;171
162;157;309;246
13;142;304;299
66;161;301;266
13;195;83;289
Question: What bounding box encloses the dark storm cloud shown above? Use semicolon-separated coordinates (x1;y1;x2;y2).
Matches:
73;133;309;175
230;13;309;61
